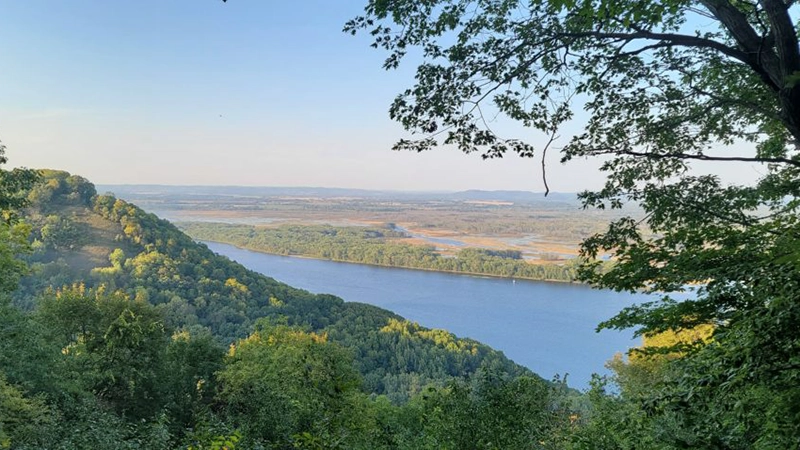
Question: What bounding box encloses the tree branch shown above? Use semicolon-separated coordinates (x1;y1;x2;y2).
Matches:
541;128;559;196
619;150;800;167
560;29;750;66
758;0;800;78
700;0;782;89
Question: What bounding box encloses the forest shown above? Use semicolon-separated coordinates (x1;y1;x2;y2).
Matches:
180;222;579;282
2;169;592;449
4;168;794;449
4;0;800;445
2;167;793;449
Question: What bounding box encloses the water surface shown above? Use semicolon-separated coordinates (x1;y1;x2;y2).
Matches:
206;241;642;388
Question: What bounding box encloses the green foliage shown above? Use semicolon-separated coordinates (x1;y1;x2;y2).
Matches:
0;374;53;449
0;301;61;397
567;376;667;450
181;222;577;282
0;145;36;303
26;169;95;210
347;0;799;168
0;290;175;449
0;143;39;224
37;285;169;420
40;214;86;251
351;0;800;446
34;397;172;450
162;328;225;439
366;371;573;450
325;303;531;403
0;222;31;300
188;430;241;450
218;322;365;447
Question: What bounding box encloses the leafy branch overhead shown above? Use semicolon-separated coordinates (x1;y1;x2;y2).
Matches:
347;0;800;321
345;0;800;181
350;1;800;446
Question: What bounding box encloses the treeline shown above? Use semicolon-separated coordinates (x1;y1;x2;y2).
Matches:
180;223;579;282
413;212;612;242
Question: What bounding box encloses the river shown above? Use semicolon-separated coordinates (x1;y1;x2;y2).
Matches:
205;241;643;389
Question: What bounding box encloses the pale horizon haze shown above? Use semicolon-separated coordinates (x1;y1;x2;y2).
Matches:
0;1;765;191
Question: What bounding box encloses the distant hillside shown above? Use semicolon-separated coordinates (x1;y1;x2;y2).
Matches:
21;171;532;402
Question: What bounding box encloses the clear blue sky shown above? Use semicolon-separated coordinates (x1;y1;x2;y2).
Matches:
0;1;762;191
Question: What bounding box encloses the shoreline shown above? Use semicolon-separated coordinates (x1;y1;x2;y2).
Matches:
198;238;581;285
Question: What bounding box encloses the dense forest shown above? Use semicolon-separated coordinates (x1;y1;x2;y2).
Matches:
1;170;590;449
180;222;579;282
4;0;800;444
3;169;798;448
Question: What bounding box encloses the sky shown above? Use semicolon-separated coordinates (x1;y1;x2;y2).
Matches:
0;1;766;192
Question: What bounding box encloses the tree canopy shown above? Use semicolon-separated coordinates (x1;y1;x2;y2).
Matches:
346;0;800;168
0;143;38;224
0;168;576;448
349;0;800;446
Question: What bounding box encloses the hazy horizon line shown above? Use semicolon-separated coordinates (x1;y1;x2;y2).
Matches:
95;183;578;195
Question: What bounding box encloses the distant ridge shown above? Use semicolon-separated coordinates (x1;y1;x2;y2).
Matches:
98;184;579;204
448;189;577;203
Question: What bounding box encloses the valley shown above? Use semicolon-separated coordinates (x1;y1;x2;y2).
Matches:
101;184;635;267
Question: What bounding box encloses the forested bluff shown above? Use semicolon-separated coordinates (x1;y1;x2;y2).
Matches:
2;170;795;449
1;170;581;449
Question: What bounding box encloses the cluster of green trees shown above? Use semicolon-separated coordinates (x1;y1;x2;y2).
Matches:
410;211;617;243
25;169;96;211
0;167;592;448
181;223;578;282
3;284;580;449
13;172;531;401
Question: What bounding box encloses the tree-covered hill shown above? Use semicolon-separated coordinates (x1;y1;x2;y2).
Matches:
15;170;530;402
7;168;795;447
0;168;586;448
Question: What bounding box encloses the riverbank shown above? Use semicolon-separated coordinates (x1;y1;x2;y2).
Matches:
205;241;639;389
196;237;581;284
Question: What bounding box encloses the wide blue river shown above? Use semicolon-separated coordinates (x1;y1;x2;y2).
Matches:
206;241;643;389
